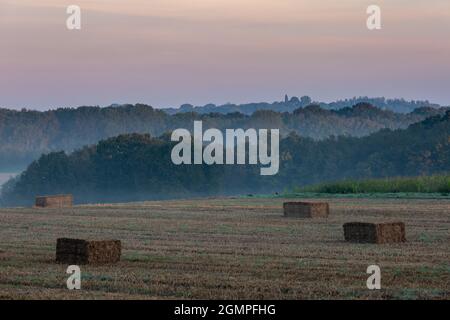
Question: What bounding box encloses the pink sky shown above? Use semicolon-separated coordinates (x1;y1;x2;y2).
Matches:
1;0;449;109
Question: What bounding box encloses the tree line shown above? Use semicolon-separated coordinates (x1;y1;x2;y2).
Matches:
2;111;449;206
0;102;447;171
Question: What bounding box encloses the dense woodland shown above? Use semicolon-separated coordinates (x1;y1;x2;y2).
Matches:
0;100;447;170
2;111;449;206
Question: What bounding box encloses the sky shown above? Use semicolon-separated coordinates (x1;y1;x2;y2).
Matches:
1;0;449;110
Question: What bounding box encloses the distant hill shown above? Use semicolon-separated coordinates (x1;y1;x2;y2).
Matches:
164;95;445;115
0;102;447;171
2;111;449;207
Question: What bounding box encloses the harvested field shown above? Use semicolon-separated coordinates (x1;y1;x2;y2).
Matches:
0;197;448;299
284;201;329;218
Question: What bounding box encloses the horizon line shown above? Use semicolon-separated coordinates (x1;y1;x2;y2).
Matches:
1;95;449;112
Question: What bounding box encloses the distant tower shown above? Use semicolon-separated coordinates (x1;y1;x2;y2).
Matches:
284;94;289;103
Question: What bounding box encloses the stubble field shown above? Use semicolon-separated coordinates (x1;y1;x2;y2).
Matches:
0;197;448;299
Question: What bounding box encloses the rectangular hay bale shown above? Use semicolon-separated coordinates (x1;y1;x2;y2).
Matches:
35;194;73;208
343;222;406;244
56;238;121;264
283;202;329;218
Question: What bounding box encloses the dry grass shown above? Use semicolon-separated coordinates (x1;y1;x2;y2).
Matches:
0;197;448;300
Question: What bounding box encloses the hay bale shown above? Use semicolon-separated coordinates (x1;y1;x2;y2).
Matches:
35;194;73;208
56;238;121;265
343;222;406;244
283;201;329;218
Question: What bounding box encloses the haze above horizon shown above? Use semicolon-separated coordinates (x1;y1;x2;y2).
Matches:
1;0;449;110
